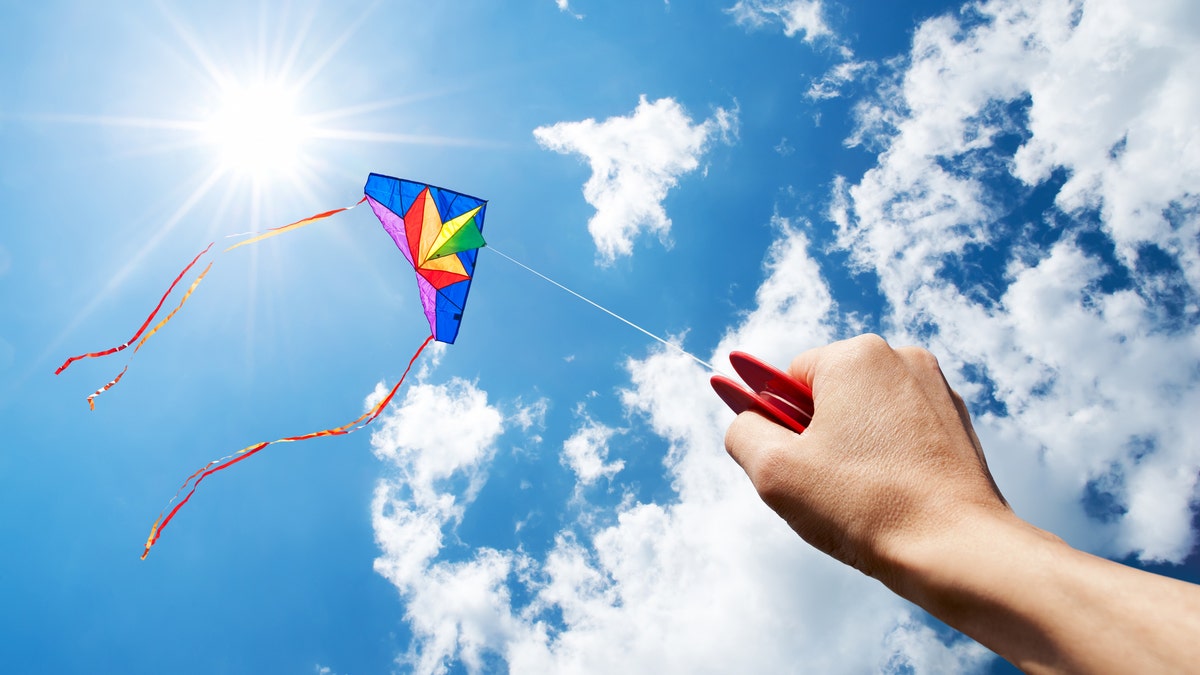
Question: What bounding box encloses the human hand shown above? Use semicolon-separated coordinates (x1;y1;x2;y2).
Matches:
722;334;1012;586
723;335;1200;673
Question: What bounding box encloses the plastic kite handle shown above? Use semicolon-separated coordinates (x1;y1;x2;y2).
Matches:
710;351;814;435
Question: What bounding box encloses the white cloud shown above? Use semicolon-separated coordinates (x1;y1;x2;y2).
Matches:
510;397;548;433
727;1;864;104
561;416;624;486
371;379;504;591
807;58;869;99
834;0;1200;562
371;377;518;674
882;615;993;673
534;96;737;262
727;0;834;44
1010;0;1200;275
555;0;584;20
370;378;503;506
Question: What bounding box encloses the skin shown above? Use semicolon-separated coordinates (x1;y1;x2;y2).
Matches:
723;334;1200;674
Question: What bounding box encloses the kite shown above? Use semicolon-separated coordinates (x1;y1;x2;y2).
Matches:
364;173;487;344
58;171;705;559
55;173;488;558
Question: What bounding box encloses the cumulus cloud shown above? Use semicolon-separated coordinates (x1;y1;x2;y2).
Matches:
726;0;834;44
511;398;548;432
882;615;993;673
370;377;515;673
833;0;1200;561
561;416;624;486
371;378;503;506
534;96;737;262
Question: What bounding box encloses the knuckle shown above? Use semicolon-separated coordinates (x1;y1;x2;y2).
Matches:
896;344;940;372
842;333;891;365
832;333;893;373
749;443;799;506
847;333;888;353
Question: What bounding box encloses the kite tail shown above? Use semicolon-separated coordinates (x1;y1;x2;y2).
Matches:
54;242;215;375
58;196;364;410
85;260;215;410
141;334;434;559
134;261;213;353
87;366;127;411
224;196;367;252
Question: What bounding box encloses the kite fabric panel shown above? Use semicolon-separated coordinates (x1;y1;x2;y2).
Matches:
364;173;488;344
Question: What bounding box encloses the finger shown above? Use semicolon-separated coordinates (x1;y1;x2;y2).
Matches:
790;334;894;390
724;410;807;493
787;342;830;390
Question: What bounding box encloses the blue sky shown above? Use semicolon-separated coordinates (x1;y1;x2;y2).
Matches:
2;1;1199;673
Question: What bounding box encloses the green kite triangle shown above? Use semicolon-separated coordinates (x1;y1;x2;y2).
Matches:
428;217;486;260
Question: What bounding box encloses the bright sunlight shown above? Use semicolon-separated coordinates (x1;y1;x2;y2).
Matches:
204;80;313;180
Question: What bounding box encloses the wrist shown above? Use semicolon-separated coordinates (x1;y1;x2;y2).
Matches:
866;500;1037;596
873;505;1074;668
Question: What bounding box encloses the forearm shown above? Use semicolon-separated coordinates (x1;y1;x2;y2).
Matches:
886;509;1200;674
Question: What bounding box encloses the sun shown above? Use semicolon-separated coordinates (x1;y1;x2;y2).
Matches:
203;79;314;181
46;5;474;206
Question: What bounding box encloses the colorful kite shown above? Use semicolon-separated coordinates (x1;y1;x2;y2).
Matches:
364;173;487;344
55;173;488;558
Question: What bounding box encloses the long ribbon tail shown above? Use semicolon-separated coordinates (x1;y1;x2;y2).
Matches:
54;242;214;375
224;196;367;252
84;261;215;411
87;366;128;411
133;261;213;353
141;334;434;559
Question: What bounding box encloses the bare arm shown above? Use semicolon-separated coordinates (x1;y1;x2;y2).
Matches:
723;334;1200;674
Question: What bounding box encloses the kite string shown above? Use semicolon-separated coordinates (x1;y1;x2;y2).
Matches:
486;246;719;373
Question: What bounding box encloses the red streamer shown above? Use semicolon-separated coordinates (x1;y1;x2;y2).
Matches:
141;334;435;559
55;243;214;375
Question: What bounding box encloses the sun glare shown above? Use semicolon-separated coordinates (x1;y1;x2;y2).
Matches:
204;81;312;180
59;5;458;205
